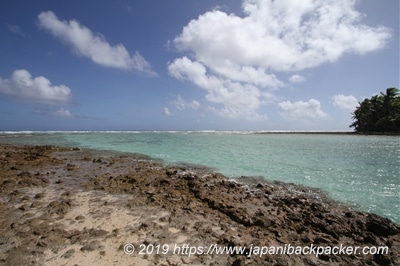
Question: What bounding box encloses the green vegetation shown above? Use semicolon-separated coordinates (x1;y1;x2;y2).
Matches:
350;88;400;133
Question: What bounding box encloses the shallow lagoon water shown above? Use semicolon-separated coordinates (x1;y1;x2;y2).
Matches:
1;131;398;223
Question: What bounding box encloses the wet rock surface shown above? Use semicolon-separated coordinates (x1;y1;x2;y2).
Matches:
0;144;399;265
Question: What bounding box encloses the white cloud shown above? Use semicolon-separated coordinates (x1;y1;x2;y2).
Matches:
171;95;200;110
332;94;358;111
0;69;72;105
53;107;72;117
37;11;157;76
168;57;268;120
169;0;391;120
33;106;73;118
278;99;327;121
289;74;306;83
173;0;390;72
162;107;173;116
7;24;26;37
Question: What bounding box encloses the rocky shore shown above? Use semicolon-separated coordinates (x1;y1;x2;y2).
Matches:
0;144;399;265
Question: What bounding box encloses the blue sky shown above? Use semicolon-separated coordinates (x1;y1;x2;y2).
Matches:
0;0;398;131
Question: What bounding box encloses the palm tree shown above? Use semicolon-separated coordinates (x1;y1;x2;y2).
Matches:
350;88;399;133
379;88;400;132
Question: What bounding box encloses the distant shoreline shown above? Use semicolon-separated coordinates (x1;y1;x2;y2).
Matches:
254;131;355;135
0;130;399;136
254;131;400;136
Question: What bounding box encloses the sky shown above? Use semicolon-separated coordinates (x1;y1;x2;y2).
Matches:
0;0;398;131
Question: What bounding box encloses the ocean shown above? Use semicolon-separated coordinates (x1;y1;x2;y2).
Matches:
0;131;399;223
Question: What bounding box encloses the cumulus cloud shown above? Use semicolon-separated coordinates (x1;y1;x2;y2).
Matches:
289;74;306;83
168;57;269;120
162;107;173;116
37;11;157;76
0;69;72;105
332;94;358;111
278;99;327;121
169;0;391;120
171;95;200;110
53;107;72;117
174;0;391;72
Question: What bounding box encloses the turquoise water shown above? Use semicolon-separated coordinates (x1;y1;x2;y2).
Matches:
1;131;399;223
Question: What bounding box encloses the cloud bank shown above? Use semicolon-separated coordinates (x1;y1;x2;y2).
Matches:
168;0;391;120
38;11;157;76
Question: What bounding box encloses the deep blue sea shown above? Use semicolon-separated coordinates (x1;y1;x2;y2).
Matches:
1;131;399;223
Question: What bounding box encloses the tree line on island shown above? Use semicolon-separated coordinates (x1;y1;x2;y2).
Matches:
350;87;400;134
